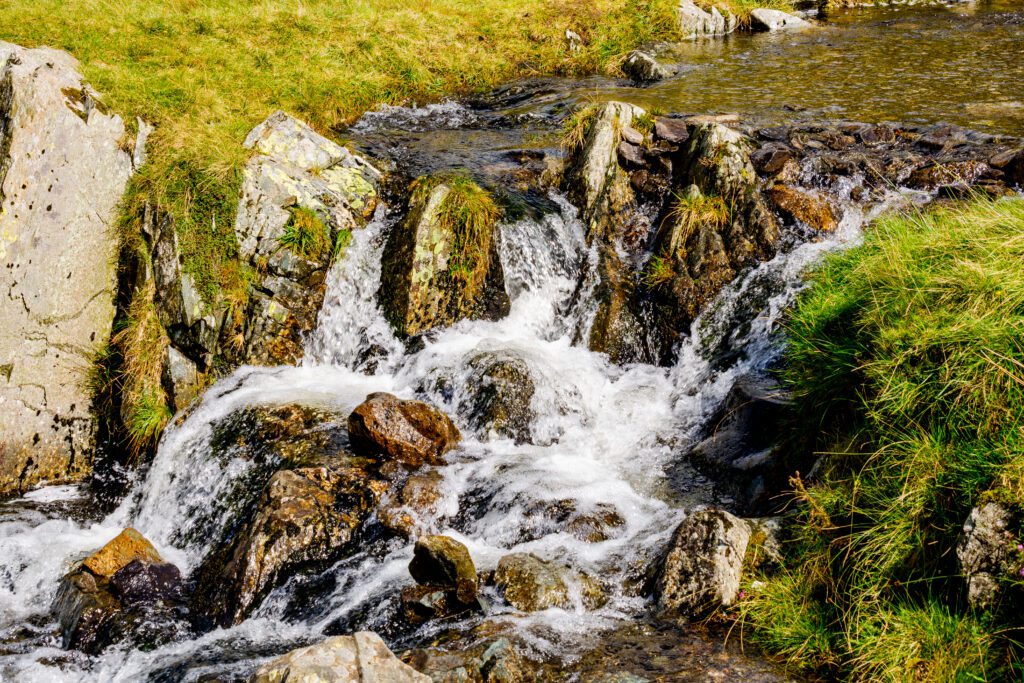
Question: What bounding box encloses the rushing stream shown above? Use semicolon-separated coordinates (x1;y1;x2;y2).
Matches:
1;2;1022;680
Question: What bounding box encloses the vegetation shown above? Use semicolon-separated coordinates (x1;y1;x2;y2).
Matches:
713;0;794;23
561;103;600;153
643;253;676;289
412;173;501;298
278;206;331;261
665;189;729;237
739;198;1024;680
0;0;680;300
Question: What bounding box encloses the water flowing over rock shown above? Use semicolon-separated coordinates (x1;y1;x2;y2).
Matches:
652;509;752;618
462;353;536;444
405;634;537;683
379;177;510;338
348;392;461;468
0;42;135;495
492;552;604;612
957;503;1017;610
252;632;430;683
767;185;838;232
226;111;381;366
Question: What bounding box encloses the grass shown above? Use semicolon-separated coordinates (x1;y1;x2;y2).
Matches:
277;206;331;261
738;198;1024;680
664;189;730;244
709;0;795;23
643;253;676;289
560;103;600;153
412;173;501;299
0;0;680;302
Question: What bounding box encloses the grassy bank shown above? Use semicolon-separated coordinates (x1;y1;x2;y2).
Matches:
0;0;679;299
740;198;1024;680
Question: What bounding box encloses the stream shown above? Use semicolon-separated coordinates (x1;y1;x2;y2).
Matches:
1;2;1022;680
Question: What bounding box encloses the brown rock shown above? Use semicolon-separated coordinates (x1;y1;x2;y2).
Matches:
654;118;690;145
83;528;162;578
768;185;838;232
348;393;461;468
907;160;991;190
492;553;604;612
380;470;445;538
409;535;478;604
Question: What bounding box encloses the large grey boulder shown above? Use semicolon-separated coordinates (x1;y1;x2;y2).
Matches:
748;9;810;31
677;0;736;39
652;509;752;617
0;43;135;495
252;632;430;683
957;503;1016;610
228;111;380;365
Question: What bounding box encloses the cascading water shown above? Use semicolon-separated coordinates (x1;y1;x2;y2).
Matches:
0;169;892;679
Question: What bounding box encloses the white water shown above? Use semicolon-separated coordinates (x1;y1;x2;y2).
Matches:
0;179;902;680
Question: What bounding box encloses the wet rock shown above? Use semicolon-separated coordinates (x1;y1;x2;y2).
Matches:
857;124;898;147
192;456;385;627
405;632;537;683
750;143;795;175
400;584;478;626
379;176;510;338
251;632;430;683
990;147;1024;188
677;0;735;39
654;118;690;145
227;111;380;366
380;469;445;538
768;185;838;232
109;560;184;606
0;42;135;495
748;9;810;31
957;503;1016;610
464;354;536;444
52;528;186;653
83;528;163;578
492;553;604;612
348;392;461;468
618;141;646;167
686;373;795;515
907;160;992;191
652;509;752;618
409;535;479;603
622;50;676;83
162;345;202;413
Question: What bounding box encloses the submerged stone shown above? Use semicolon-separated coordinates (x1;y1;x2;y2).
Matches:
492;553;604;612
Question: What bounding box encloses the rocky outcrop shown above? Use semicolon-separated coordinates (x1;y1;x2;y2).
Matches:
252;632;430;683
226;111;381;366
651;509;752;618
957;503;1017;610
347;392;461;468
52;528;186;653
677;0;736;39
379;175;509;338
492;552;604;612
0;43;136;495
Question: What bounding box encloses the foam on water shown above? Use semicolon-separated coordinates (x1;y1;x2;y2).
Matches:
0;183;901;679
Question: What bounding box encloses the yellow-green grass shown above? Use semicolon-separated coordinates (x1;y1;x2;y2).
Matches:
739;198;1024;680
0;0;680;301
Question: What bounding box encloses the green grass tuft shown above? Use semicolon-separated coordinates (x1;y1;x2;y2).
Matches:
643;253;676;289
278;206;331;261
740;198;1024;680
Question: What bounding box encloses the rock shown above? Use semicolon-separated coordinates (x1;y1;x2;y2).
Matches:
677;0;736;39
906;160;992;191
109;559;184;607
0;42;135;495
654;118;690;145
618;141;646;167
252;632;430;683
492;553;604;612
686;373;796;515
404;633;537;683
750;143;795;175
622;50;676;83
228;111;380;366
957;503;1016;610
748;9;810;31
379;469;445;538
192;457;383;627
162;345;202;412
52;569;130;653
990;147;1024;188
379;176;509;338
409;535;479;603
652;509;752;617
768;185;838;232
348;392;461;468
83;528;163;578
463;354;536;444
